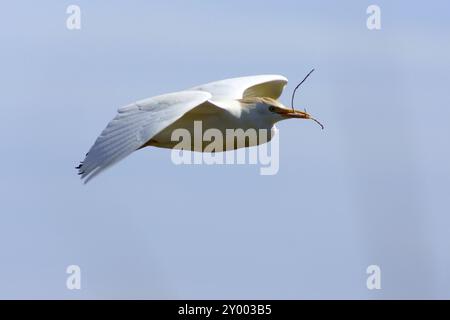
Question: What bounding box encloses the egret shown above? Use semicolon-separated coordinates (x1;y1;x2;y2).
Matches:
77;73;322;182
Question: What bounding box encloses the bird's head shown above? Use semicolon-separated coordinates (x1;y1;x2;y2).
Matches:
240;97;323;129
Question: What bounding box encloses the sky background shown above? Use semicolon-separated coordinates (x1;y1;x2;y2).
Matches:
0;0;449;299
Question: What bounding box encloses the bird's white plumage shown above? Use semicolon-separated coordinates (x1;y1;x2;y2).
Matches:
78;75;289;182
191;74;287;100
80;90;211;182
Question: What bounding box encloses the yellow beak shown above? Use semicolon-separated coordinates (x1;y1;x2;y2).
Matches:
276;107;324;129
277;108;310;119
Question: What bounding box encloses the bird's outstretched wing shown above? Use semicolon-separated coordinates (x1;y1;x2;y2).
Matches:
190;74;288;100
77;90;211;183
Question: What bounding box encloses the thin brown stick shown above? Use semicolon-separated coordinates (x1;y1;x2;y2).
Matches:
310;117;324;130
291;68;315;111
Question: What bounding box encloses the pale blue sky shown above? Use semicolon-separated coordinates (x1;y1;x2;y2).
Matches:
0;1;449;298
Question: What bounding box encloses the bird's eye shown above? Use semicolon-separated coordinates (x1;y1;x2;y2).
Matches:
269;106;276;112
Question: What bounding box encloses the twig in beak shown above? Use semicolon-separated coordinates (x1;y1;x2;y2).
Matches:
310;117;324;130
291;68;315;112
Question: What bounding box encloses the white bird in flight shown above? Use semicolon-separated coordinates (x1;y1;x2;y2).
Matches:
77;73;322;183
